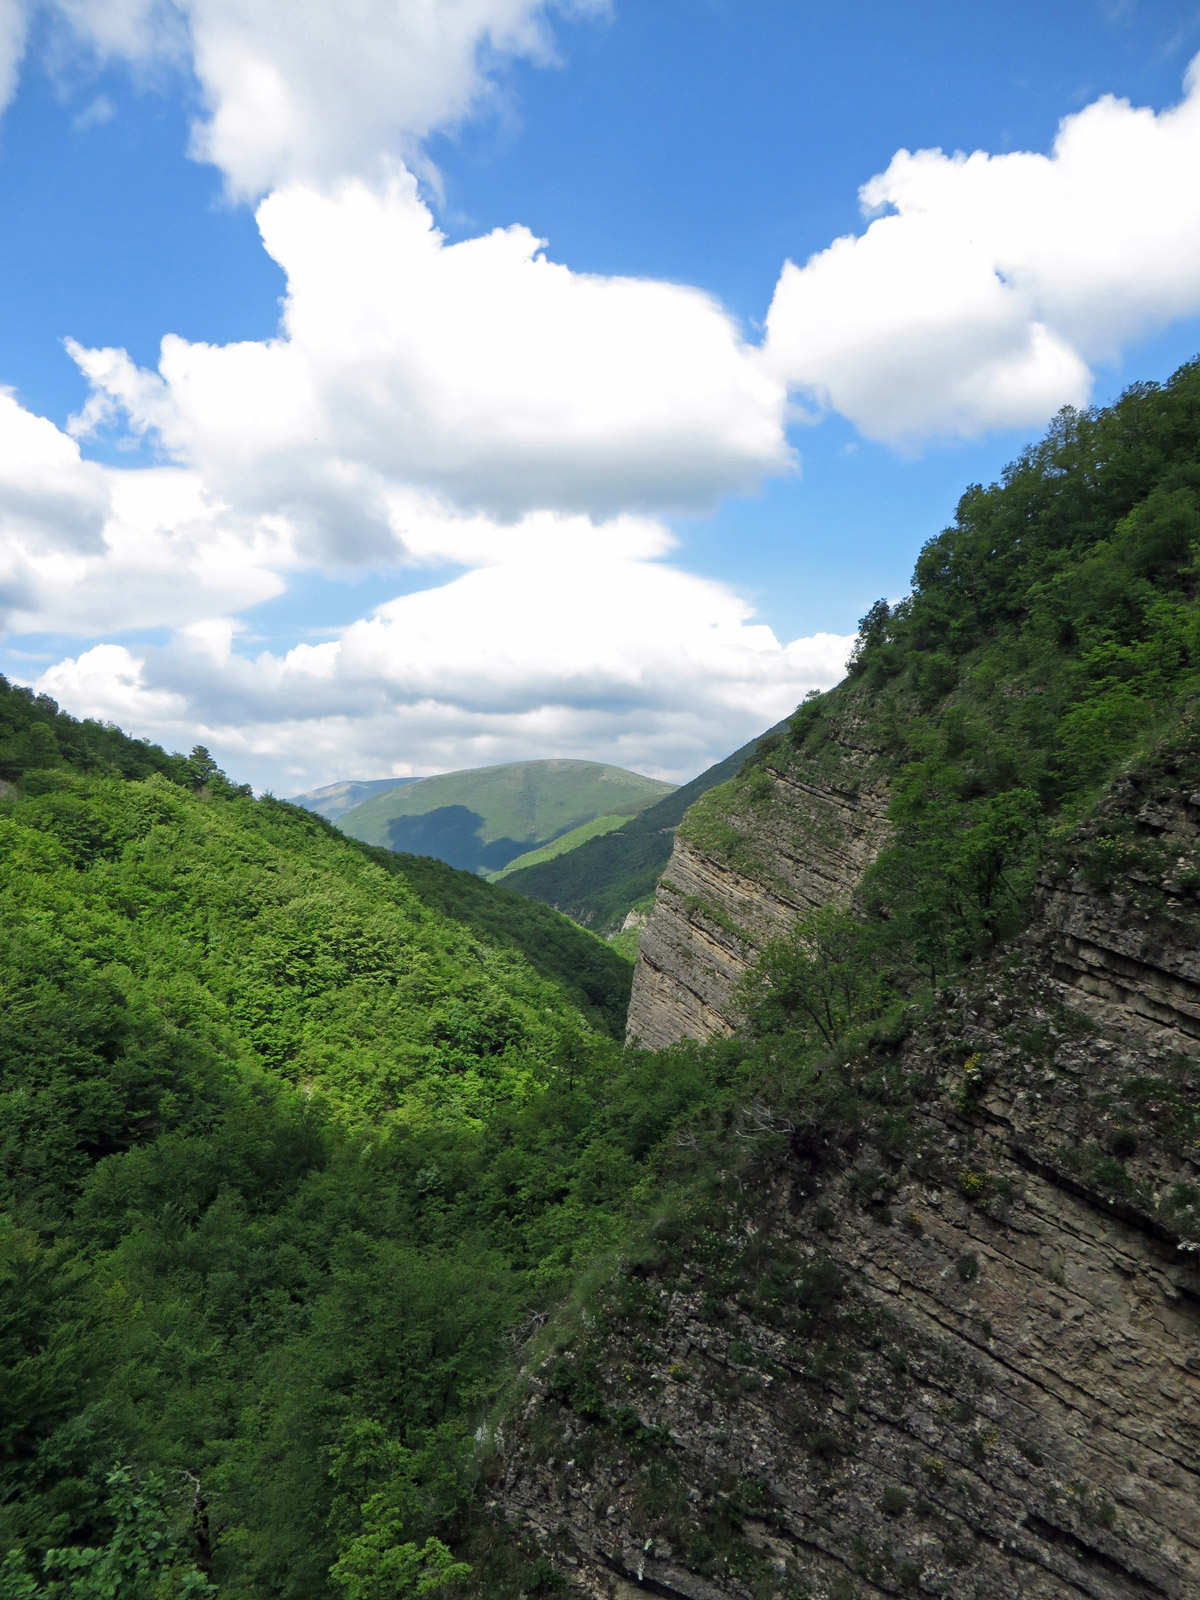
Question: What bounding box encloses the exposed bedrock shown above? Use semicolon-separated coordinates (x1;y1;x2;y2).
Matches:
492;976;1200;1599
626;757;890;1050
1032;773;1200;1051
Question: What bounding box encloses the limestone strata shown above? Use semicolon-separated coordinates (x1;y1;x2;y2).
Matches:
490;974;1200;1600
1033;775;1200;1049
625;837;794;1050
626;755;889;1049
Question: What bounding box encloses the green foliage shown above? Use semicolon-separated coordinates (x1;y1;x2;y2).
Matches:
356;847;631;1039
1;1467;212;1598
331;1533;467;1600
742;908;884;1045
0;678;253;808
773;360;1200;984
500;825;676;934
0;736;734;1596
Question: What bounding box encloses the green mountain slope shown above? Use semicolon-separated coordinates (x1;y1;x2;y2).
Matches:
287;775;419;822
499;721;787;932
484;812;629;880
6;361;1200;1600
336;758;674;873
353;845;633;1038
0;679;647;1595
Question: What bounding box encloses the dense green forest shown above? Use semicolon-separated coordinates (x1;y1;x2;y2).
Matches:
704;360;1200;1006
0;690;661;1596
3;359;1200;1596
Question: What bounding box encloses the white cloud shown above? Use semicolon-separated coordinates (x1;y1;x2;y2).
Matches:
10;13;1200;799
184;0;601;198
33;519;852;790
49;0;184;62
3;376;843;790
38;641;191;727
0;388;293;634
0;0;27;115
764;55;1200;443
68;172;791;528
48;0;604;196
0;388;110;554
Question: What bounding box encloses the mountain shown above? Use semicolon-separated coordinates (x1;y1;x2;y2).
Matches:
286;774;419;822
0;676;641;1593
491;358;1200;1598
483;811;632;881
6;360;1200;1600
335;757;675;874
499;721;787;933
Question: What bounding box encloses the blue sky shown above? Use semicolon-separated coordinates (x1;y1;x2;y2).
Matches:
2;0;1200;789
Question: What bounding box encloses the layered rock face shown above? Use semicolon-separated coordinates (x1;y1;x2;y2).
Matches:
626;726;890;1050
489;964;1200;1600
501;705;1200;1597
1032;764;1200;1049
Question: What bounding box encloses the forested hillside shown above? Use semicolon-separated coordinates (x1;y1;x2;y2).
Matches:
0;691;662;1597
493;361;1200;1598
650;356;1200;1030
4;361;1200;1600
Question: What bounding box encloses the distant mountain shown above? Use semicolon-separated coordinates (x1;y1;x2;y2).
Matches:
499;722;788;933
336;759;676;875
287;774;419;822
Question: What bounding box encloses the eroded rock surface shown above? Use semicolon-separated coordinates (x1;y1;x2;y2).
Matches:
627;728;890;1050
489;972;1200;1599
1033;761;1200;1050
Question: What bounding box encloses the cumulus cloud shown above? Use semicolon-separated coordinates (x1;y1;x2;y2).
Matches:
34;518;852;790
0;388;110;553
47;0;603;196
764;55;1200;443
11;11;1200;796
67;172;791;528
0;388;293;635
4;378;845;789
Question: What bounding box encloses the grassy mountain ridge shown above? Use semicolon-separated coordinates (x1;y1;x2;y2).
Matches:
336;759;674;875
484;813;630;881
499;721;787;933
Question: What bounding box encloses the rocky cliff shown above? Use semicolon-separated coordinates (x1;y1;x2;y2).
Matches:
486;957;1200;1599
626;711;890;1049
477;369;1200;1599
1031;740;1200;1050
482;728;1200;1600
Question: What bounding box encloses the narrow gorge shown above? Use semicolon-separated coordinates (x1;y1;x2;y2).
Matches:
488;726;1200;1599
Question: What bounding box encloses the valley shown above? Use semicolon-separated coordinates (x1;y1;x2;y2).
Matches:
3;361;1200;1599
